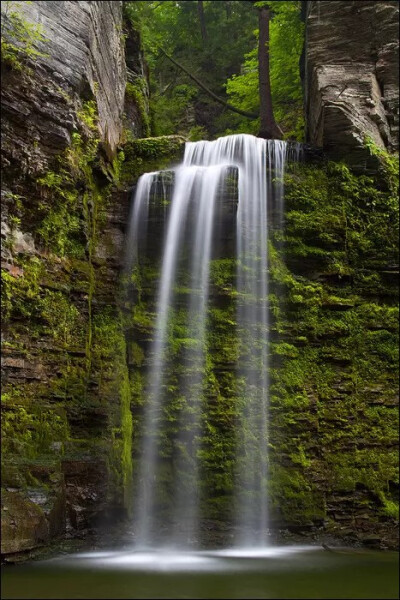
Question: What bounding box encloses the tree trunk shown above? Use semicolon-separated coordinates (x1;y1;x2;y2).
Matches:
257;5;282;139
197;1;208;44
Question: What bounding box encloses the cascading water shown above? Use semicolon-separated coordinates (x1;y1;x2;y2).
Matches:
125;134;300;550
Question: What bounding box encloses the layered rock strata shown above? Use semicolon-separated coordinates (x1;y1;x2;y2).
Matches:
304;0;399;169
1;0;143;558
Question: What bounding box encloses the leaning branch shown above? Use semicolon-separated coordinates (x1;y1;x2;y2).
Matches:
157;46;259;120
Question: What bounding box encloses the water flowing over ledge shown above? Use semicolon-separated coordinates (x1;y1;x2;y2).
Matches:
125;134;302;549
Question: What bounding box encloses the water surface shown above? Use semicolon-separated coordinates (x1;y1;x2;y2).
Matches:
2;546;398;599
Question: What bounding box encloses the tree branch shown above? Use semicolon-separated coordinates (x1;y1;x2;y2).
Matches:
157;46;259;120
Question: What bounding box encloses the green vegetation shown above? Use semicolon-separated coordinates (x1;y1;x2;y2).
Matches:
123;1;304;139
2;388;68;461
1;1;48;72
225;1;304;138
126;79;151;137
264;158;399;525
1;0;398;546
120;135;185;183
35;101;102;258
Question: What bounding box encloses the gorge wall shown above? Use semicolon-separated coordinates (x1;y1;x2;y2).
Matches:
1;0;148;557
304;0;399;170
1;0;398;560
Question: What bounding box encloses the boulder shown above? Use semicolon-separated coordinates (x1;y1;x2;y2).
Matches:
1;489;49;555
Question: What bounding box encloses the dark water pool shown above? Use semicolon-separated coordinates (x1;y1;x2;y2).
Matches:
1;546;399;599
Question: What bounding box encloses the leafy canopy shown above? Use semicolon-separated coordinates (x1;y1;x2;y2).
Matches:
124;1;304;140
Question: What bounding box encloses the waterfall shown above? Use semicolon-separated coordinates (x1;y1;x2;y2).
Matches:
125;134;299;549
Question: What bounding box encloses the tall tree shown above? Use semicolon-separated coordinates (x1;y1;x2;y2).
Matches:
225;1;304;140
256;3;282;139
197;1;207;44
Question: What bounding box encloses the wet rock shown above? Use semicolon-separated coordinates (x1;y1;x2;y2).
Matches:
1;1;144;562
359;534;381;545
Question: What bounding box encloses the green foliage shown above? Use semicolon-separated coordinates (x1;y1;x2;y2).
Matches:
120;135;185;183
40;291;80;347
1;1;48;72
1;388;68;460
76;100;98;132
34;101;104;258
152;84;198;137
124;1;304;138
283;160;399;274
210;258;237;293
1;257;42;322
124;1;260;138
225;1;304;139
36;199;82;258
379;494;399;519
188;125;209;142
364;135;399;196
126;79;151;136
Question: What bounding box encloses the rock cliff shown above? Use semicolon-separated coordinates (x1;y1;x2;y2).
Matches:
1;0;126;166
0;0;148;558
304;1;399;169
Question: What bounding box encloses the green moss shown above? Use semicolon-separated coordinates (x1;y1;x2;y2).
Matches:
91;310;133;511
285;160;399;274
132;302;154;330
40;291;81;347
110;344;133;513
364;136;399;196
209;258;237;294
1;387;68;463
126;79;151;137
379;494;399;519
265;158;399;526
269;464;325;524
3;91;134;513
35;104;104;259
120;135;185;184
1;256;43;322
76;100;98;133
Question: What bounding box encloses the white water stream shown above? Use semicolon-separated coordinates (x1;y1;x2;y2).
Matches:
125;134;300;548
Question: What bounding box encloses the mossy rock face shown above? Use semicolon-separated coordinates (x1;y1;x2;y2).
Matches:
2;35;398;553
120;135;186;184
1;490;49;554
1;89;136;556
264;158;399;544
